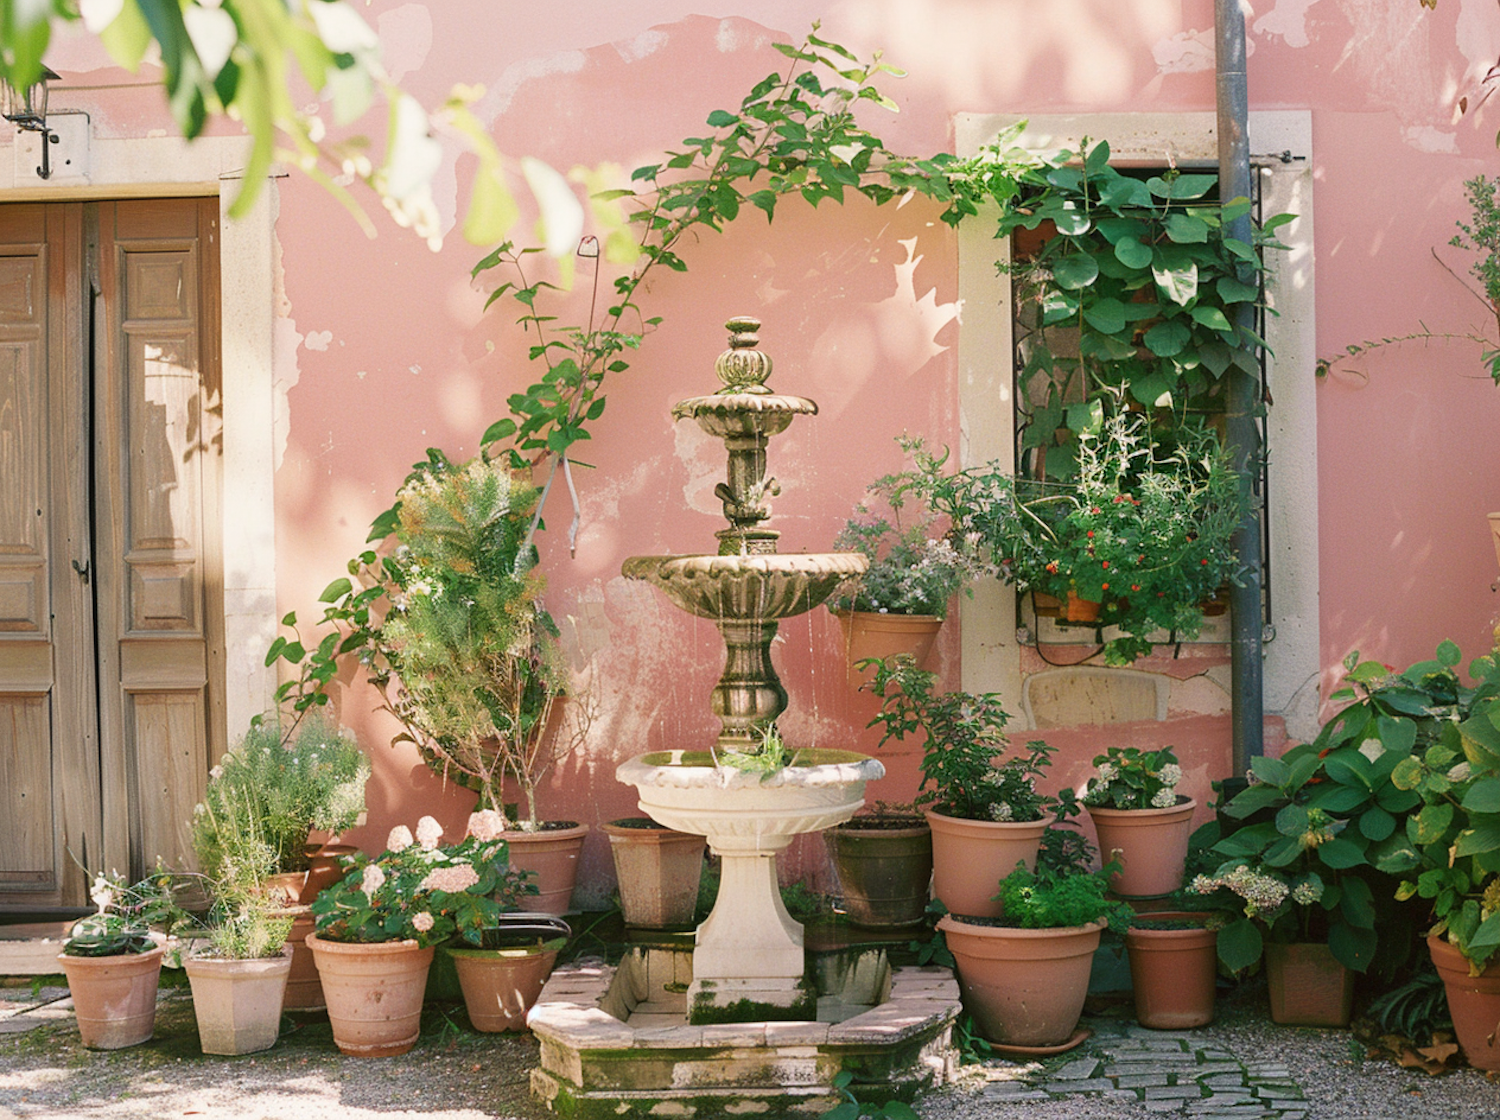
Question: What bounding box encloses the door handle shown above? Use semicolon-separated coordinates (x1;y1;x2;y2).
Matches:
71;559;89;584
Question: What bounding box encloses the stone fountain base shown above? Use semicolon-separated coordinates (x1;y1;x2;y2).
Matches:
527;936;960;1119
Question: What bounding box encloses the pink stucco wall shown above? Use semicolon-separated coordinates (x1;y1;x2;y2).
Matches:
46;1;1500;902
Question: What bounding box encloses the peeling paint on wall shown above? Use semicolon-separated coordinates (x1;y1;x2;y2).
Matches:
478;51;589;118
616;28;669;62
304;330;333;351
377;4;433;83
1152;28;1222;75
1253;0;1324;49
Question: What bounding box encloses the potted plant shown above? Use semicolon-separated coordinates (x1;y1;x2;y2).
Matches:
866;658;1059;919
601;816;706;930
57;870;185;1050
829;455;978;682
192;715;369;1012
1081;745;1196;898
937;823;1130;1047
907;415;1247;665
357;455;590;914
1123;909;1220;1030
444;809;571;1032
825;801;933;930
308;813;530;1056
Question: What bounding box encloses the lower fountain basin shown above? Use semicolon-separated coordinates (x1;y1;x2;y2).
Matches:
620;553;866;621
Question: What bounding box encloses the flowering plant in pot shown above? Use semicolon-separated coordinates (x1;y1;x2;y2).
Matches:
308;813;532;1056
937;821;1130;1047
58;870;186;1050
1081;745;1195;898
866;657;1062;918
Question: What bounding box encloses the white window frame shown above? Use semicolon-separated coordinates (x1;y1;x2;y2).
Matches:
954;111;1319;739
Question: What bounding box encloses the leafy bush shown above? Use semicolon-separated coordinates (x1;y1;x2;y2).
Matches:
63;871;185;958
1082;745;1184;810
995;863;1129;932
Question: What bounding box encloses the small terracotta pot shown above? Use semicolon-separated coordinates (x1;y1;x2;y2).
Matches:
504;823;590;915
826;816;933;929
58;946;164;1050
1265;942;1354;1027
448;939;564;1032
1124;913;1217;1029
262;870;310;906
1428;933;1500;1070
602;819;705;929
306;934;434;1057
184;946;293;1055
925;809;1050;919
1087;798;1197;898
282;909;324;1012
835;610;944;685
938;916;1104;1047
1062;591;1102;623
303;844;360;899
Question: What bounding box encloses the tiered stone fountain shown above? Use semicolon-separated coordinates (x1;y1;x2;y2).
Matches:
527;319;959;1117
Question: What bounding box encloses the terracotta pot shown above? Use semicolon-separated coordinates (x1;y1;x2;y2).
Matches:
1488;512;1500;573
282;909;325;1012
938;915;1104;1046
1124;913;1217;1029
57;946;164;1050
262;870;310;906
504;823;590;915
1086;797;1197;898
1032;591;1064;618
184;946;293;1055
835;610;944;685
1265;942;1354;1027
305;934;434;1057
602;818;705;929
925;808;1050;919
1062;591;1102;623
448;938;565;1032
303;844;360;899
825;816;932;928
1428;933;1500;1070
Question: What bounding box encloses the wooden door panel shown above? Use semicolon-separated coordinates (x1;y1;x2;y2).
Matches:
0;695;52;887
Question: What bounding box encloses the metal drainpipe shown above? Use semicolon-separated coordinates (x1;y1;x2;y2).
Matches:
1215;0;1264;778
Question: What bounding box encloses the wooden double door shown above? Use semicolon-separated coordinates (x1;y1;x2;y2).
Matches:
0;198;224;908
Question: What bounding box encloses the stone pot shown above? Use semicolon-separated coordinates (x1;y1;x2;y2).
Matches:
305;934;434;1057
1428;933;1500;1070
504;823;590;915
602;818;705;929
937;915;1104;1047
1265;942;1354;1028
1124;912;1218;1029
834;610;943;685
57;945;164;1050
1086;797;1197;898
184;946;294;1055
925;808;1050;919
825;815;932;928
448;937;566;1032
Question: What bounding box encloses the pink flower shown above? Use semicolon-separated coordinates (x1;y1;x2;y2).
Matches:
360;863;386;900
467;809;506;842
412;912;434;933
386;825;414;852
419;863;479;894
416;816;444;850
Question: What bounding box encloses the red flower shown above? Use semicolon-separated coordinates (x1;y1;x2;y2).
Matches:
1131;584;1140;591
1101;582;1110;591
1200;558;1209;566
1086;530;1094;538
1101;560;1110;569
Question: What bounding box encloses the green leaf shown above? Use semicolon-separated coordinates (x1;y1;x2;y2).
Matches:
1189;305;1233;332
1147;173;1217;200
1052;204;1092;236
1164;212;1210;243
1220;784;1287;818
1390;756;1425;791
1275;804;1309;837
1143;319;1191;357
706;109;738;127
1463;777;1500;814
319;578;353;603
1127;371;1174;409
1328;921;1377;973
883;1104;921;1120
1455;817;1500;857
1081;297;1127;335
1340;875;1377;928
1114;236;1154;269
1438;639;1462;667
1216;276;1260;303
1358;806;1396;841
1152;252;1199;306
1065;398;1104;436
1376;715;1418;757
1415;802;1455;845
1316;837;1368;870
1217;918;1262;972
1051;254;1099;290
1250;754;1291;788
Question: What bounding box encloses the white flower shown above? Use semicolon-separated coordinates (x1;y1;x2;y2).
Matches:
209;765;224;781
415;816;443;850
1158;763;1182;788
988;802;1014;822
1096;762;1117;784
387;825;414;852
1151;788;1177;809
360;863;386;900
412;911;434;933
467;809;506;842
90;875;114;914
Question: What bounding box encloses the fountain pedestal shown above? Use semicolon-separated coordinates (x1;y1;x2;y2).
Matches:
618;749;883;1021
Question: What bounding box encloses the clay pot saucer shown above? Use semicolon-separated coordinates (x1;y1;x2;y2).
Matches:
987;1026;1092;1057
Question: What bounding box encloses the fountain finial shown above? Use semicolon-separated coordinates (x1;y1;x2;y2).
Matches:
714;316;773;393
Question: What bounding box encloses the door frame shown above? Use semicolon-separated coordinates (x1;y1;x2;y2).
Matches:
0;133;278;903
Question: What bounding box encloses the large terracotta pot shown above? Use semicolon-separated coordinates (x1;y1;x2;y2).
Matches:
825;815;933;928
305;934;434;1056
1265;942;1354;1027
57;945;165;1050
835;610;944;685
1086;798;1197;898
448;938;566;1032
925;808;1050;919
282;909;325;1012
1124;913;1217;1029
937;915;1104;1046
504;823;590;915
184;947;293;1055
602;818;705;929
1428;933;1500;1070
